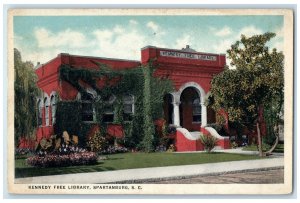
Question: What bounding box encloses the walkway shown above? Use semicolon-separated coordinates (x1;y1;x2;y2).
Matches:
15;157;284;184
176;147;284;157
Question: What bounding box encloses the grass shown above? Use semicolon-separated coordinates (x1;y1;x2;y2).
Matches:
242;144;284;153
15;152;263;178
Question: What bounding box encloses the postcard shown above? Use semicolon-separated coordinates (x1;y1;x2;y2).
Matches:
7;8;293;194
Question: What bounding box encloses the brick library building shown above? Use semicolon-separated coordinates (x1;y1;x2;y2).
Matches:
31;45;233;152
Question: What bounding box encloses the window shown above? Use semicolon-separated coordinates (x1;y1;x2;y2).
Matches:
37;100;42;127
44;97;49;126
123;95;134;121
50;95;57;125
192;98;201;123
81;93;95;122
103;95;115;123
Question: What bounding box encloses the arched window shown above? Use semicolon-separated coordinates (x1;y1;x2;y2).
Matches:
103;95;116;123
123;94;134;121
50;95;57;125
81;93;95;122
44;97;50;126
192;98;201;123
37;99;42;127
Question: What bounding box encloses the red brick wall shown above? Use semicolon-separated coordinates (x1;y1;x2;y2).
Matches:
142;46;225;93
217;138;230;149
175;130;204;152
34;47;225;147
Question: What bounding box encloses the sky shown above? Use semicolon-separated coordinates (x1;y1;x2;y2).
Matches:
13;15;284;66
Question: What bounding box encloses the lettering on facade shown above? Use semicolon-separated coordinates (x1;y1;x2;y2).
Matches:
160;51;217;61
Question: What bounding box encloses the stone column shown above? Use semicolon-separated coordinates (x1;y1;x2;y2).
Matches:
172;102;181;127
201;102;207;127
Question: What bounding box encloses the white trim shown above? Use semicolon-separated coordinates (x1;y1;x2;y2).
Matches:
168;93;180;126
43;96;50;106
43;92;50;100
102;95;116;123
49;91;58;98
78;89;98;122
76;88;98;101
201;104;207;127
172;81;208;127
177;128;201;140
43;96;50;126
86;87;97;99
172;101;180;126
177;81;206;104
50;94;57;125
123;94;135;115
205;127;229;140
36;96;43;104
76;92;81;101
37;99;43;127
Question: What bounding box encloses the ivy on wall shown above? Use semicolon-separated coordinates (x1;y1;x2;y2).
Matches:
140;64;155;152
54;61;174;151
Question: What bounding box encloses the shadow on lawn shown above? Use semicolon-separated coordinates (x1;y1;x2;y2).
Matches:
14;162;116;178
106;157;124;161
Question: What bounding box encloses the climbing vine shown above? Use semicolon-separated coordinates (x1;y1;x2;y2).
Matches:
140;64;155;152
54;61;174;151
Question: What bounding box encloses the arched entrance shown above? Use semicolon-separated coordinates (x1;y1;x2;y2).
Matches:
166;82;207;129
180;87;201;131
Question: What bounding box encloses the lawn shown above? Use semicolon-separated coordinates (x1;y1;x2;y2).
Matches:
15;152;263;178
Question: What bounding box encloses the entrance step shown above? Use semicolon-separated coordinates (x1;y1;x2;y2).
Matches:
175;127;231;151
204;127;230;149
190;131;201;138
177;128;201;140
175;128;204;151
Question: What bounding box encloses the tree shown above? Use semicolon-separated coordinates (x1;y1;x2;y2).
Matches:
14;48;39;147
210;33;284;156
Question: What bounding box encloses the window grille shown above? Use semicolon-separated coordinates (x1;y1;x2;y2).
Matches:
192;98;201;123
81;93;95;122
103;95;116;123
123;95;134;121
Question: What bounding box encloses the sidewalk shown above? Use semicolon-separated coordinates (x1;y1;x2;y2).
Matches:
15;157;284;184
176;147;284;157
215;147;284;157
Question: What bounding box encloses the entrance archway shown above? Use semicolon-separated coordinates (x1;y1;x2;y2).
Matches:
168;82;207;128
180;87;201;131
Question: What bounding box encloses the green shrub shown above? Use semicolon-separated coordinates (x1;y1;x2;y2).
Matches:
199;134;218;152
54;101;81;138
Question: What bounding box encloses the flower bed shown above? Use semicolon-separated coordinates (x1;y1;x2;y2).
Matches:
15;148;34;159
155;145;167;152
101;145;128;154
26;152;97;168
